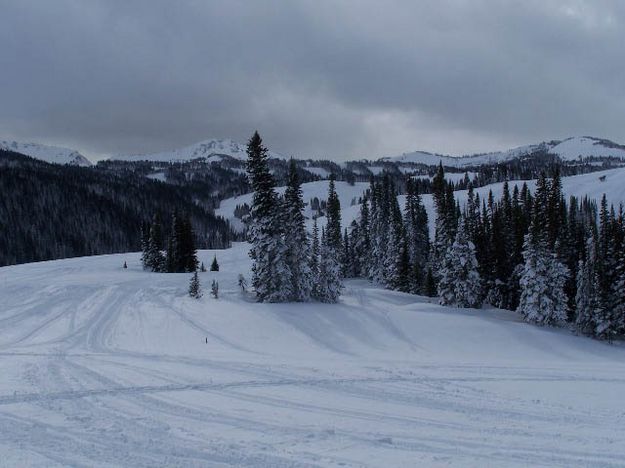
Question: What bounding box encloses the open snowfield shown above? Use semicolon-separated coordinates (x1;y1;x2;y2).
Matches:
1;243;625;466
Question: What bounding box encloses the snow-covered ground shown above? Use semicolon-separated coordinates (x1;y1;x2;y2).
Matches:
1;244;624;466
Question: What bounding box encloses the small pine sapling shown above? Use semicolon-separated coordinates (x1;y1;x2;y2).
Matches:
200;262;206;272
238;274;247;292
211;279;219;299
189;271;202;299
123;261;127;269
210;255;219;272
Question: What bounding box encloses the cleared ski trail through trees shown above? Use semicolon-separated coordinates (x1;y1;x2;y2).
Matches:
1;243;624;467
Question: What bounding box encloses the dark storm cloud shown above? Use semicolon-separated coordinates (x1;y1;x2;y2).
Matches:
1;0;624;160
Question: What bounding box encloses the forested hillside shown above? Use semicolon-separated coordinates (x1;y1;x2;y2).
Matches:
0;150;236;266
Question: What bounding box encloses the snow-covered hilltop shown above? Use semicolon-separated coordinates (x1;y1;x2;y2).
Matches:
382;136;625;167
115;138;286;163
0;140;92;166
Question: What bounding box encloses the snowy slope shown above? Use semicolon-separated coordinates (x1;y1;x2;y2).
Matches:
218;167;625;239
549;136;625;161
383;136;625;168
382;144;541;167
0;140;92;166
116;138;285;163
0;244;624;466
217;180;369;232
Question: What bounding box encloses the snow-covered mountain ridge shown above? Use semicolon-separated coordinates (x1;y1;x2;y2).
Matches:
116;138;286;163
4;135;625;168
0;140;92;166
381;136;625;167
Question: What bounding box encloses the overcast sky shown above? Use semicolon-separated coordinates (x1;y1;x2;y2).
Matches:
1;0;624;161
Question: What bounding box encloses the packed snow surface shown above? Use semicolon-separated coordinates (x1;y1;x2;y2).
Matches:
1;244;624;466
0;140;92;166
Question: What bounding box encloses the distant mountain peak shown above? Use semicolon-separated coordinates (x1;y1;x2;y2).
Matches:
114;138;286;163
380;136;625;168
0;140;92;166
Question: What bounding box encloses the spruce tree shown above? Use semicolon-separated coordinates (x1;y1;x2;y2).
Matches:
310;218;321;300
140;220;151;269
423;267;437;297
189;271;202;299
517;233;568;326
576;237;601;336
311;181;344;302
210;255;219;272
316;229;343;303
368;179;387;283
246;131;292;302
354;196;371;276
384;183;405;289
284;159;313;301
144;222;165;272
180;215;199;272
325;174;342;251
438;217;482;308
431;163;454;284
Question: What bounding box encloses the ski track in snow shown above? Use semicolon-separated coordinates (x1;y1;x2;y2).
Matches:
1;245;625;467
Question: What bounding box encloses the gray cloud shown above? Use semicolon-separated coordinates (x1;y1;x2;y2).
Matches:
1;0;624;160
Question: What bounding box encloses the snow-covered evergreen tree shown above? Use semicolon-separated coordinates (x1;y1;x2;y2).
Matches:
403;178;429;293
189;271;202;299
367;182;383;282
431;163;455;285
310;218;322;300
438;217;482;308
352;197;371;278
143;222;165;272
246;131;292;302
316;230;343;303
517;234;568;326
612;246;625;335
311;180;344;303
385;186;405;289
283;159;313;301
210;255;219;271
325;174;342;251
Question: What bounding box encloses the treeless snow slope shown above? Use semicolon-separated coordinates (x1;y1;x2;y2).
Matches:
0;243;624;466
